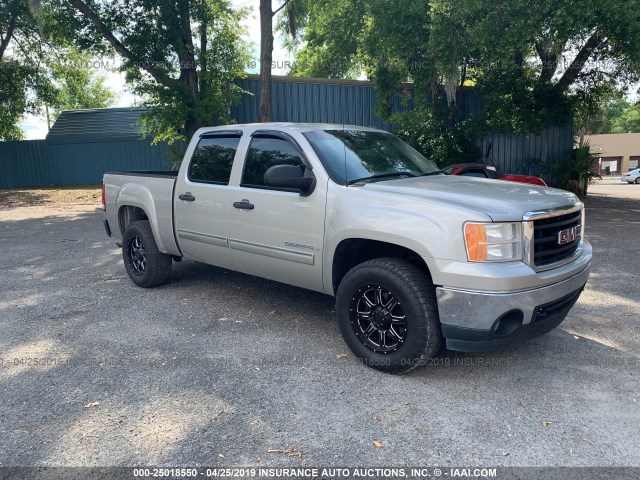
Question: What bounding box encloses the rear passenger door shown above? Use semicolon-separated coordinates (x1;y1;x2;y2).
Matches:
174;132;241;269
228;132;326;293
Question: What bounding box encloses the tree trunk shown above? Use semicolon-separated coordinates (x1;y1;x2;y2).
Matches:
259;0;273;122
0;15;17;60
184;113;203;140
67;0;202;138
555;31;605;94
200;9;208;99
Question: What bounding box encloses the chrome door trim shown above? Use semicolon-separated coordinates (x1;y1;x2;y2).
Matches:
229;238;315;265
178;229;228;248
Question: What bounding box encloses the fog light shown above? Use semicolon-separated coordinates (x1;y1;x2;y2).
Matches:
492;310;524;337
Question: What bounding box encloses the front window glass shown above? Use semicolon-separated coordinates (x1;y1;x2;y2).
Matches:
304;129;439;184
241;136;305;188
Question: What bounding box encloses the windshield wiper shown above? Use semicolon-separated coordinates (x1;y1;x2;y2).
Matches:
419;170;446;177
347;171;417;185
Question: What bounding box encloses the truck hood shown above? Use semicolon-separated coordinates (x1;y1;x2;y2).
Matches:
364;175;579;221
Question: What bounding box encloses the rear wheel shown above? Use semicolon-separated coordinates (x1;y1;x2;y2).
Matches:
336;258;442;374
122;220;172;287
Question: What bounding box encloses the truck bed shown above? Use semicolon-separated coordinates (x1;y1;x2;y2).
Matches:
103;170;181;256
104;170;179;178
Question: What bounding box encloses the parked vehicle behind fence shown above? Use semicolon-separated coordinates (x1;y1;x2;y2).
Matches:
444;163;548;186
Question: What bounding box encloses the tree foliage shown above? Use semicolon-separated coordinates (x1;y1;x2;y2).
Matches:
285;0;640;136
1;0;118;140
0;0;57;140
49;48;116;121
56;0;251;143
428;0;640;132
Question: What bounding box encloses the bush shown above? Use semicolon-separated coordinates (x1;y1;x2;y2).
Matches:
390;110;482;167
541;145;601;196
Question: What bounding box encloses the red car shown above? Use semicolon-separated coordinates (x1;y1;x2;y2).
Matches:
444;163;547;186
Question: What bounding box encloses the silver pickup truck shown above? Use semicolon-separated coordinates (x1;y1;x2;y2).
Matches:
102;123;591;373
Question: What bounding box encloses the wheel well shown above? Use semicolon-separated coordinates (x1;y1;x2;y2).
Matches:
118;205;148;236
332;238;430;294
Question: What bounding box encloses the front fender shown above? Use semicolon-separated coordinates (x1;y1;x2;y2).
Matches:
322;183;492;294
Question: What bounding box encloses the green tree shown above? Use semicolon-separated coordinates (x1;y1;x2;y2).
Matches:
609;104;640;133
574;86;640;136
286;0;640;134
1;1;117;139
58;0;250;143
427;0;640;131
48;48;116;122
0;0;57;140
284;0;367;79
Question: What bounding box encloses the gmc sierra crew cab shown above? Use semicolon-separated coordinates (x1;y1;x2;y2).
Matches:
102;123;592;373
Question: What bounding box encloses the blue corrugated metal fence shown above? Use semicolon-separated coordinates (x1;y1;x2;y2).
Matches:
232;76;574;176
0;140;171;189
0;75;573;189
231;76;412;130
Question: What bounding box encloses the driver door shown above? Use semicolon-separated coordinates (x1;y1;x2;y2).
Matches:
228;132;326;293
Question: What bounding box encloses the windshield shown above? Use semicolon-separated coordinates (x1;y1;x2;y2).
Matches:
303;129;439;185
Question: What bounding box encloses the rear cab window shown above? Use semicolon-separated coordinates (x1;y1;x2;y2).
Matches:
189;134;241;184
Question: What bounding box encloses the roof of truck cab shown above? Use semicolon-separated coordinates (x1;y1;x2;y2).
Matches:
197;123;385;134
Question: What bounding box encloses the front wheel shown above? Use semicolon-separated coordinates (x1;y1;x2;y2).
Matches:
122;220;172;288
635;177;640;184
335;258;442;374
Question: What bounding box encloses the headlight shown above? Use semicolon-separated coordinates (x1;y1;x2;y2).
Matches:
464;222;523;262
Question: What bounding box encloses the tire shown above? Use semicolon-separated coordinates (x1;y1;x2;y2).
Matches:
335;258;443;374
122;220;172;288
635;178;640;184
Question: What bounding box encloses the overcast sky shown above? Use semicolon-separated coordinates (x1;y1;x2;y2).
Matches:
19;0;293;140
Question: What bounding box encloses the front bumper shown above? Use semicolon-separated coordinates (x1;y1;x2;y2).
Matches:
436;263;590;352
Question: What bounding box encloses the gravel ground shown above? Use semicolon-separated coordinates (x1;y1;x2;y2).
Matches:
0;179;638;470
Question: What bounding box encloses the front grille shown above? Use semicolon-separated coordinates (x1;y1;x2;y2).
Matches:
533;209;582;267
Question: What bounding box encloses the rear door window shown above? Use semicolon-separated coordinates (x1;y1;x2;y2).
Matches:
189;135;241;184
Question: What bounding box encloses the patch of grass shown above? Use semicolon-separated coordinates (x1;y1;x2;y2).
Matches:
0;185;101;209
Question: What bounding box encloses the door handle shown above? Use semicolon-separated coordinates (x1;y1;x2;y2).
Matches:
179;193;196;201
233;199;254;210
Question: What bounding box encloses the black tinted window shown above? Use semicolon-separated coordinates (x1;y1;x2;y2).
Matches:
189;135;240;184
461;169;488;178
241;136;305;187
303;129;439;184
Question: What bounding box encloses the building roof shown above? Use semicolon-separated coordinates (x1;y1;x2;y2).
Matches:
584;132;640;158
46;108;149;145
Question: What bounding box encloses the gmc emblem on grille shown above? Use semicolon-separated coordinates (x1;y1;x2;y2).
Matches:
558;225;580;245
